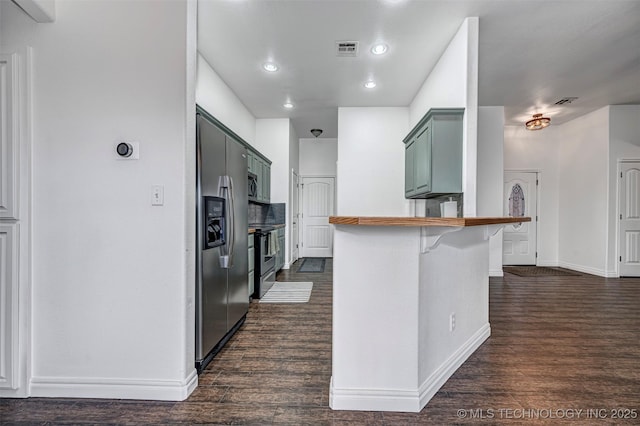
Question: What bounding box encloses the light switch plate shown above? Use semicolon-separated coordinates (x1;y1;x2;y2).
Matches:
151;185;164;206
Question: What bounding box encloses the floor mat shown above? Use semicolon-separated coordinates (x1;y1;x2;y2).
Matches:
259;282;313;303
297;258;326;273
503;266;581;277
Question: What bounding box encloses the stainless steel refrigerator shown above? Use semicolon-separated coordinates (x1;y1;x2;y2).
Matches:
196;108;249;373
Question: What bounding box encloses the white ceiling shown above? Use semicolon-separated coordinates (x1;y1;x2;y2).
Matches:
198;0;640;139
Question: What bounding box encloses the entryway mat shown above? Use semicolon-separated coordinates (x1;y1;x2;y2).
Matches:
297;258;326;273
503;266;581;277
259;282;313;303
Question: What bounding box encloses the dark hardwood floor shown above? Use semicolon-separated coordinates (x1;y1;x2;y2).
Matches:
2;261;640;424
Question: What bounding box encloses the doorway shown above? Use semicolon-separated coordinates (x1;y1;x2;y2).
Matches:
300;176;335;258
503;171;538;265
619;161;640;276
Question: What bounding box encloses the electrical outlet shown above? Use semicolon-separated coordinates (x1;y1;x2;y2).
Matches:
449;312;456;332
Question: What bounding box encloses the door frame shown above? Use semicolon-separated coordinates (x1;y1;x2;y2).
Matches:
290;169;299;266
617;159;640;277
299;175;336;258
503;169;540;266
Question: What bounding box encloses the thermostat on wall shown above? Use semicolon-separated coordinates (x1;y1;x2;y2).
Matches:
115;141;139;160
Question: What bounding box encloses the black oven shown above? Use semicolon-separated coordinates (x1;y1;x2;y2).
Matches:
248;172;258;202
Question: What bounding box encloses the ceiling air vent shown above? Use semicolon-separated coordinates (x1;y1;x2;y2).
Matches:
336;41;359;57
554;97;579;105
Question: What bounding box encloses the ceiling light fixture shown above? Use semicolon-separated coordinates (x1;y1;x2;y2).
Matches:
262;62;279;72
371;43;388;55
283;102;294;109
310;128;323;138
364;81;377;89
525;113;551;131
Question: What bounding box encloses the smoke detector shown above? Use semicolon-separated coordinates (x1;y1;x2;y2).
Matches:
336;41;359;57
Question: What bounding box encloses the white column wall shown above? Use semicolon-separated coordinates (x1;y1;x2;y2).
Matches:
287;123;299;267
558;107;609;276
1;0;197;399
254;119;290;206
336;107;410;216
477;107;505;275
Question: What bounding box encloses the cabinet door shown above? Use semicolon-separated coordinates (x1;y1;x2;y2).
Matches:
414;124;432;194
248;234;255;298
263;164;271;203
405;139;416;197
278;235;285;270
247;152;253;173
255;159;264;201
0;54;18;220
0;223;18;390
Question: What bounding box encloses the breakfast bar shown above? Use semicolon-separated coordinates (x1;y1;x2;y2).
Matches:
328;216;529;413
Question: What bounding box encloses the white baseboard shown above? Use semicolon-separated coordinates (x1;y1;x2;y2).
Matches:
418;323;490;409
489;268;503;277
30;369;198;401
557;261;612;277
329;377;422;412
330;324;491;412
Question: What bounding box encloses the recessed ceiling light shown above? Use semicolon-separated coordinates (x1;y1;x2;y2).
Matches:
263;62;279;72
371;43;388;55
364;81;377;89
283;102;294;109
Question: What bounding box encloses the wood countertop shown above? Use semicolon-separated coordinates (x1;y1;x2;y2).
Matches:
329;216;531;227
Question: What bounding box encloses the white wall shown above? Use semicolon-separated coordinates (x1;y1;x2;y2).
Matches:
287;123;299;266
255;119;292;264
558;107;609;276
409;18;479;216
254;119;290;205
337;108;411;216
1;0;197;399
196;53;256;145
299;138;337;176
477;107;504;275
608;105;640;275
504;125;560;267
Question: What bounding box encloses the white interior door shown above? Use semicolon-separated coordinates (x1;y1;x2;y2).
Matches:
503;171;538;265
291;170;299;263
619;162;640;276
301;177;335;258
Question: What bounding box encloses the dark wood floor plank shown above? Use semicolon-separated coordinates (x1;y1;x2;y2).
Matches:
2;261;639;424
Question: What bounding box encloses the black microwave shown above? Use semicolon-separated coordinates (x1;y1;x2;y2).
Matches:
248;172;258;202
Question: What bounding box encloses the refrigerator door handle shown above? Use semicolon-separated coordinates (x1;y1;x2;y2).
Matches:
227;175;236;267
218;175;234;269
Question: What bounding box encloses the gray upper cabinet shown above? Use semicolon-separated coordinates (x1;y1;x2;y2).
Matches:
246;147;271;204
403;108;464;199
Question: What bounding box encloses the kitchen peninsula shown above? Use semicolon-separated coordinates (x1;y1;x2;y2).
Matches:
328;216;529;412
